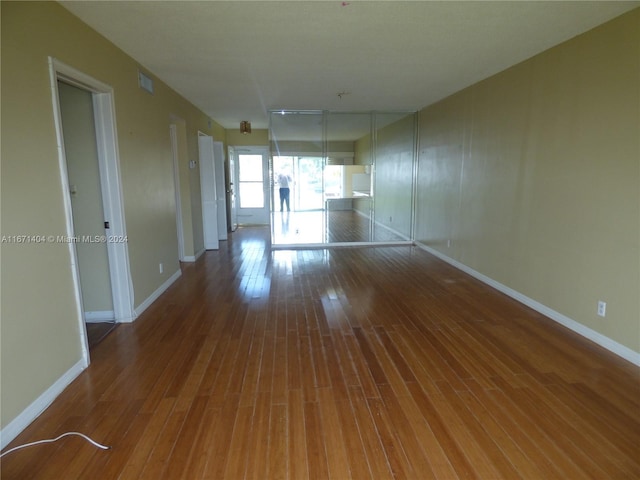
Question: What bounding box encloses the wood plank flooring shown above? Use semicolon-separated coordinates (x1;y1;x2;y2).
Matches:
2;226;639;479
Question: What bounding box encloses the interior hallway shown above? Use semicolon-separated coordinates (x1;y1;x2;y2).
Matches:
1;226;638;479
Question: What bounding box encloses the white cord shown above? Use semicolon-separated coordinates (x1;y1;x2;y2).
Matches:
0;431;111;458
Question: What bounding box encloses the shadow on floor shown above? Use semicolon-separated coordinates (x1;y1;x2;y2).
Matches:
86;322;118;349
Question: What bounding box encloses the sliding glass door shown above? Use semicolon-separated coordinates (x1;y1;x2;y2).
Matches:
272;156;324;212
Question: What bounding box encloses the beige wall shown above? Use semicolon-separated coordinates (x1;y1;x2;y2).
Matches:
415;10;639;352
1;2;222;429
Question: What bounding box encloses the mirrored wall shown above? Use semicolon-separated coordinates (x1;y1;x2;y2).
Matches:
269;110;416;247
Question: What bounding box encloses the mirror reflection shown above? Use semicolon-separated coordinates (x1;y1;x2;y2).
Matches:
269;110;416;246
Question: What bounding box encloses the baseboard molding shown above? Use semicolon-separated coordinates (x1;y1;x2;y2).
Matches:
0;359;86;450
84;310;115;323
181;247;206;263
415;241;640;367
132;269;182;320
183;248;206;263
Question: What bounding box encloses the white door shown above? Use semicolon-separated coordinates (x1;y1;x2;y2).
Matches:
213;141;228;240
228;146;238;231
235;147;270;225
199;134;219;250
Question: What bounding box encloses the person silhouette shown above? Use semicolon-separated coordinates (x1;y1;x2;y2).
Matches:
277;172;292;212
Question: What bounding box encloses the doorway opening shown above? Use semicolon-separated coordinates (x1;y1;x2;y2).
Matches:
58;80;116;349
50;58;134;361
232;147;270;226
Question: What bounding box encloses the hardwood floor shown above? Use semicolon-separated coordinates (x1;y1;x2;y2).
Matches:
2;226;639;479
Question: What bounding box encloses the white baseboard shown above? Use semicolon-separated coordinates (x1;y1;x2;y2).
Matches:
0;359;86;450
84;310;115;323
182;247;206;263
415;241;640;367
132;269;182;319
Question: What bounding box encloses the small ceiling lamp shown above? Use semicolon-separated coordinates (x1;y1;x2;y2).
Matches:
240;120;252;134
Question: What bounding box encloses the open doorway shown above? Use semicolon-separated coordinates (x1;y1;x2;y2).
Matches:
233;147;270;225
50;58;134;360
58;80;117;348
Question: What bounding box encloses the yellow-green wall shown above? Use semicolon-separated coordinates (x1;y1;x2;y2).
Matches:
416;9;639;353
1;2;223;429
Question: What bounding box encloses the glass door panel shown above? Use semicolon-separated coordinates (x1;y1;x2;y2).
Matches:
239;154;264;208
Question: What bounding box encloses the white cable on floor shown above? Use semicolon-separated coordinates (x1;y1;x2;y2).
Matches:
0;432;111;458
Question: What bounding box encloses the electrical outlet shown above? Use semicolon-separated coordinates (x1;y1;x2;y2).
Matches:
447;239;451;248
597;301;606;317
159;263;164;274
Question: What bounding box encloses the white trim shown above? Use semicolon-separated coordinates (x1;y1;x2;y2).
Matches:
182;247;205;263
84;311;115;323
132;269;182;320
91;84;136;324
48;59;91;366
415;241;640;366
49;57;135;330
0;360;86;450
170;123;186;261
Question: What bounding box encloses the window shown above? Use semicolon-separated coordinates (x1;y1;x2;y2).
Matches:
238;154;264;208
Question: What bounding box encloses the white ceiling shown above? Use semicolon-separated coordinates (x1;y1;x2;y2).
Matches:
60;1;638;130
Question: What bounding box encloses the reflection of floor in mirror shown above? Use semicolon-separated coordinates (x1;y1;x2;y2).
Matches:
271;210;408;245
271;210;325;244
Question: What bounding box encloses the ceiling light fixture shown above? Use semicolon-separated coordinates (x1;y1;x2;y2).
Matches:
240;120;252;134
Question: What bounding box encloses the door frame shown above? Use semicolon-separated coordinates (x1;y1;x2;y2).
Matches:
170;122;186;261
234;146;270;225
49;57;135;364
